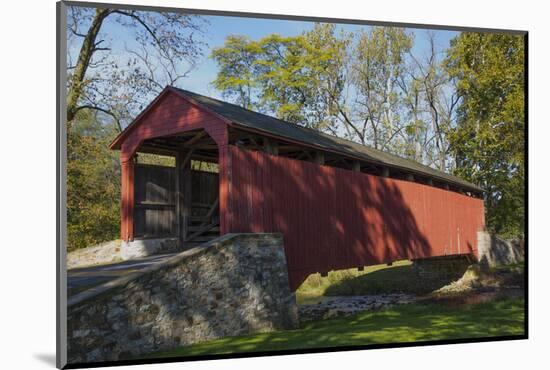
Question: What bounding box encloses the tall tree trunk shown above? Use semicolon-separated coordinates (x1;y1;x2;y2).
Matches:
66;9;111;123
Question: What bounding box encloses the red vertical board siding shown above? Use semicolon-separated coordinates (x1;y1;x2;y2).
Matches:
119;93;228;161
228;146;485;290
218;144;230;235
120;159;134;241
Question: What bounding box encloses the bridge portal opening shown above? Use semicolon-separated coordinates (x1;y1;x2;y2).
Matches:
133;129;220;248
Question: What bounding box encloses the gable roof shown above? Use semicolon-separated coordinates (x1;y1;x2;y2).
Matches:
111;86;483;193
170;87;483;193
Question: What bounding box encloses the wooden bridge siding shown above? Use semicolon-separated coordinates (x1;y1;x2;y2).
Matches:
119;93;227;162
119;92;228;241
132;165;219;239
228;146;485;290
134;164;176;238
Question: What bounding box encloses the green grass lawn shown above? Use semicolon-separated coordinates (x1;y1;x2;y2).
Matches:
149;297;524;359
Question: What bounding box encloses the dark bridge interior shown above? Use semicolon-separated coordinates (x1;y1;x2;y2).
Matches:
134;129;220;248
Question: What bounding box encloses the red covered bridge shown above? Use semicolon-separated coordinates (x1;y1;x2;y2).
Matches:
110;86;485;290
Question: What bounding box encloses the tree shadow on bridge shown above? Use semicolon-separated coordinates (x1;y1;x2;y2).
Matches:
69;146;477;365
230;147;437;289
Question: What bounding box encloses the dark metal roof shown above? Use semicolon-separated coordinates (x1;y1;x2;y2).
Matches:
171;87;483;193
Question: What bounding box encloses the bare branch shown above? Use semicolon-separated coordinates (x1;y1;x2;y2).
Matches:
75;104;122;132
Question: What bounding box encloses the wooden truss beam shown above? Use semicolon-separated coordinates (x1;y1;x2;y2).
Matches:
183;130;207;148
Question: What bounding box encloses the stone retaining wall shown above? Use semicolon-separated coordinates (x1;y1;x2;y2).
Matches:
67;240;123;269
477;231;524;267
67;233;298;364
412;255;473;287
120;237;179;260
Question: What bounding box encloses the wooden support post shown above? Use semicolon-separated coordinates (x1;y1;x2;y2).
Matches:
271;141;279;155
182;151;192;242
264;137;272;154
205;197;220;220
382;167;390;177
314;152;325;165
247;135;260;149
176;150;193;245
186;221;219;242
218;143;230;235
352;161;361;172
184;130;207;148
175;152;182;245
120;157;135;241
263;137;279;155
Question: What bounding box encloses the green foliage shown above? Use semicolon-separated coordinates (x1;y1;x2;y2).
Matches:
446;33;525;238
211;24;351;131
212;28;525;237
151;297;524;357
136;153;175;167
67;111;121;251
210;35;261;110
191;160;219;173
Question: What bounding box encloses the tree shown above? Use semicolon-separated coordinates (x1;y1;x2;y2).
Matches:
66;6;206;130
211;24;351;132
67;110;121;251
212;25;413;147
446;33;525;237
211;27;525;238
211;35;260;110
351;27;413;148
404;31;459;171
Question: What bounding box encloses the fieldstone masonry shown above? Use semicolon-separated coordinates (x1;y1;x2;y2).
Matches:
67;240;123;269
120;237;179;260
67;233;298;364
477;231;524;268
412;231;525;286
412;255;472;282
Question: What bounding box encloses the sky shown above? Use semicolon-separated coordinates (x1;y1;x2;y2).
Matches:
182;15;459;99
68;9;459;101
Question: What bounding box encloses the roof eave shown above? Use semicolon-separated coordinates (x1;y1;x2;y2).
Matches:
228;122;484;194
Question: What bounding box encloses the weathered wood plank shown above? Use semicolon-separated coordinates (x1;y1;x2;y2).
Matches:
314;152;325;165
175;152;183;243
181;150;192;242
186;221;220;242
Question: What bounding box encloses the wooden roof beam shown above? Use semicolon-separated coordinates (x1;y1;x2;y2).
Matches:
263;137;279;155
182;130;207;148
314;152;325;165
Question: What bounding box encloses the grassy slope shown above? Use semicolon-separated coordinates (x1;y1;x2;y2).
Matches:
150;297;524;358
296;260;430;304
296;260;525;303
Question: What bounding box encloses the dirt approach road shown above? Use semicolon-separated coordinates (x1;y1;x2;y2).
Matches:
67;253;178;297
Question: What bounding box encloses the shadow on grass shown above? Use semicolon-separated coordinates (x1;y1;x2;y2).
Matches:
148;297;524;359
323;263;467;296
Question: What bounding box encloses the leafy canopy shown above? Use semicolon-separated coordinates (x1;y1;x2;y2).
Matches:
446;33;525;237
